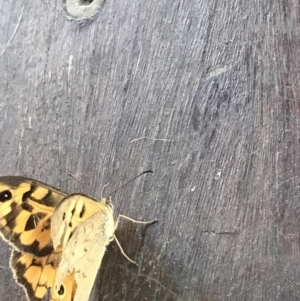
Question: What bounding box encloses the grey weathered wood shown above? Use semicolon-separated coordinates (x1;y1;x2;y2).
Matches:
1;0;300;300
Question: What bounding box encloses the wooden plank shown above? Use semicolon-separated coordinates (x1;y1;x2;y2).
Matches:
1;0;300;300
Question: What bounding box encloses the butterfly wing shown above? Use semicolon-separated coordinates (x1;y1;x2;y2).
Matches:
0;176;71;301
0;176;67;256
51;194;116;301
10;250;77;301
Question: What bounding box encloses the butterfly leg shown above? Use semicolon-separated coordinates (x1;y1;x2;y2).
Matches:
114;235;138;265
113;215;157;265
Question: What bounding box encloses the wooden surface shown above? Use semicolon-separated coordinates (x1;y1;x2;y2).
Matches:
1;1;300;300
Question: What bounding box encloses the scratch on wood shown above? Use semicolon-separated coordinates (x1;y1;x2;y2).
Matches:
201;230;239;235
130;137;173;143
144;275;186;301
0;6;24;57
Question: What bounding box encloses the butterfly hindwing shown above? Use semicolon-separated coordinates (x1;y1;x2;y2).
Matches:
0;176;67;256
10;249;77;301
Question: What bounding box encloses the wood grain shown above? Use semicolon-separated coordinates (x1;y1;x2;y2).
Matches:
1;0;300;300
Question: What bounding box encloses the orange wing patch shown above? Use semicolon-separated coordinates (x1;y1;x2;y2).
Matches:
10;249;77;301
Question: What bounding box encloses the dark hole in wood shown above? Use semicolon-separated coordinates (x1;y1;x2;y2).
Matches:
80;0;94;5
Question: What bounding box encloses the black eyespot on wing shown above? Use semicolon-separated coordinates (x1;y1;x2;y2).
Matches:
69;221;72;228
0;190;12;202
58;284;65;295
62;212;66;220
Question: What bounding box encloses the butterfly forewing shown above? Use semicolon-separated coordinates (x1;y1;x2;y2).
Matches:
0;176;67;256
51;194;116;301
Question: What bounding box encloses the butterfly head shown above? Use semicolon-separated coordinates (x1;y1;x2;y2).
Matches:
102;196;113;209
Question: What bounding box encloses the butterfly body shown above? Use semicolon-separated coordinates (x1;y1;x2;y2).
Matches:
0;176;155;301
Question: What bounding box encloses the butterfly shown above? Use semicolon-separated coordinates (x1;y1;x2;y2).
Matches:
0;176;156;301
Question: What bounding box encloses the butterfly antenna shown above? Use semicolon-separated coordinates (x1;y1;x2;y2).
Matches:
67;173;101;198
108;170;154;197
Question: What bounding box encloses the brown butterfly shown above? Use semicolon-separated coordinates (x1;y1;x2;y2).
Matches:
0;176;156;301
